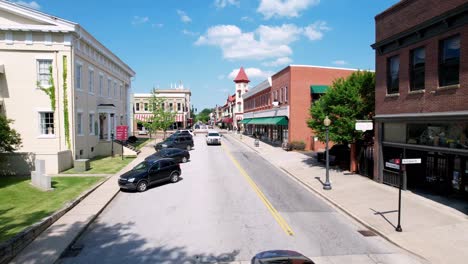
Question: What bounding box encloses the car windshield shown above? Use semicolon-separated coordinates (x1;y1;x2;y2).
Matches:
208;133;219;137
159;149;169;156
132;161;148;171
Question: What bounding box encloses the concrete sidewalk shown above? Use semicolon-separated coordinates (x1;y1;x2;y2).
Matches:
11;142;156;264
227;132;468;264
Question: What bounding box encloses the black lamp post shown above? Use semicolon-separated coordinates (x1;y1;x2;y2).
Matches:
323;116;332;190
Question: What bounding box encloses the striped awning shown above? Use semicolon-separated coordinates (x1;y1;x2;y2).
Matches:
175;113;185;122
135;114;153;122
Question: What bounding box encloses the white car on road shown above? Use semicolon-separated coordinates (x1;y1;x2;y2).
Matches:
206;131;222;145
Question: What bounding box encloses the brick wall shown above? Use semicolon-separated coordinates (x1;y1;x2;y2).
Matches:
286;66;356;150
244;87;272;113
375;0;466;42
375;25;468;115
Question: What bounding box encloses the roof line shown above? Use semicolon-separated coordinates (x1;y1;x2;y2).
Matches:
289;64;369;71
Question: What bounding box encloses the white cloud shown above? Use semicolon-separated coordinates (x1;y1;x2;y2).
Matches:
228;67;273;80
177;10;192;23
332;60;348;66
12;1;40;10
152;23;164;28
240;16;254;22
195;22;329;61
214;0;240;8
132;16;149;25
262;57;292;67
182;30;200;36
257;0;320;19
303;20;330;40
217;74;225;80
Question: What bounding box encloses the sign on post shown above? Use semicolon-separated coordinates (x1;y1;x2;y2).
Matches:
355;120;373;131
402;158;421;164
385;162;400;170
116;126;128;141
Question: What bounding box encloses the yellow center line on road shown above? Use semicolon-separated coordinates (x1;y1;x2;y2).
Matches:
221;143;294;236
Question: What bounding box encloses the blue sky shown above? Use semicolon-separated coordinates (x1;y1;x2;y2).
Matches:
17;0;399;111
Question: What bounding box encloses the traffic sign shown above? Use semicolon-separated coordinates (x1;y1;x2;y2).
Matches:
355;120;373;131
402;158;421;164
385;162;400;170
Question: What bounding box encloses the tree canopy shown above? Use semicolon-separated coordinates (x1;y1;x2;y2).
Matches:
196;108;213;123
0;115;22;152
144;91;176;138
307;71;375;144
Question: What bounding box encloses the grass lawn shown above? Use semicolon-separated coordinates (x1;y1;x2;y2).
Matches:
0;176;104;243
131;138;151;150
62;156;135;174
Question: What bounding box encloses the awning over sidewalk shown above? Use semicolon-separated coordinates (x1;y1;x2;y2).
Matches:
245;116;288;126
239;118;251;124
222;117;233;123
310;85;329;94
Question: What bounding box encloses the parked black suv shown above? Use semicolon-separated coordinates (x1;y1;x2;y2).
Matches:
155;135;194;151
118;158;181;192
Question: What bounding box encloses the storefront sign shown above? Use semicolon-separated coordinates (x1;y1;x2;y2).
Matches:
385;162;400;170
402;158;421;164
116;126;128;141
355;120;373;131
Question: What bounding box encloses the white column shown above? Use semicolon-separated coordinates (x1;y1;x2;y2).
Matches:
107;113;111;141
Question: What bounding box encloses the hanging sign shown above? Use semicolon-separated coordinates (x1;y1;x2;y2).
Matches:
355;120;373;131
402;158;421;164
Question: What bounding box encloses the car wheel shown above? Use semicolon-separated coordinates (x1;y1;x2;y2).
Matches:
136;180;148;192
170;172;180;183
186;145;191;151
181;157;188;163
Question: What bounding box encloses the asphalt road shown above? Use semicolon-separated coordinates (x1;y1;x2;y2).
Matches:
58;134;419;264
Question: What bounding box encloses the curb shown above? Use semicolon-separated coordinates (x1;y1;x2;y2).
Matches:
0;175;111;264
226;134;429;263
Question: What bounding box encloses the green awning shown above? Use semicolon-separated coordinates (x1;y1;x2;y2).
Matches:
310;85;329;94
246;116;288;126
239;118;251;124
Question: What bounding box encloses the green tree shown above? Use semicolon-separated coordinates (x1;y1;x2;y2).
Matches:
0;116;22;152
307;71;375;144
196;108;212;123
144;91;176;140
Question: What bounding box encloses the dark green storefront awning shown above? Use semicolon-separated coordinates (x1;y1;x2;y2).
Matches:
239;118;251;124
246;116;288;126
310;85;329;94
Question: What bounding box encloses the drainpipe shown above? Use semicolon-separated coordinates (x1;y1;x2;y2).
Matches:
54;50;61;151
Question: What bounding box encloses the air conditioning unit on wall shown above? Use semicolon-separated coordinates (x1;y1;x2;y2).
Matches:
272;101;279;107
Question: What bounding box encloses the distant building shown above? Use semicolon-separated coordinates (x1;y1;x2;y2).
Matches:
232;67;250;129
242;65;357;151
0;0;135;173
372;0;468;196
133;85;191;133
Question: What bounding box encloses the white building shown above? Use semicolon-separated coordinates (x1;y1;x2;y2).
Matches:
0;0;135;173
232;67;249;129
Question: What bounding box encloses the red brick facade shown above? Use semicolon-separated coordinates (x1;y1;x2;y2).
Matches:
375;0;467;42
244;87;271;113
274;66;356;151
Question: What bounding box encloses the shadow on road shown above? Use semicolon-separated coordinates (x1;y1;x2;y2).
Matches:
58;221;240;264
119;178;185;193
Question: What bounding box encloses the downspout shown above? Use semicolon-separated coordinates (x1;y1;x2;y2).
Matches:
70;31;80;159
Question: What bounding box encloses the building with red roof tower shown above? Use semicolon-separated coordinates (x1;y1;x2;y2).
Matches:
233;67;250;129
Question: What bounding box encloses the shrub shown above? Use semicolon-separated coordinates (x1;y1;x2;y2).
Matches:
290;141;306;151
127;136;138;143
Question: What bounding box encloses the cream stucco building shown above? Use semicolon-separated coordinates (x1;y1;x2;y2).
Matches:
0;1;135;173
133;85;192;133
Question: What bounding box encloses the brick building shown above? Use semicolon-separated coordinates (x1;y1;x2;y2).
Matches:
241;65;356;151
372;0;468;196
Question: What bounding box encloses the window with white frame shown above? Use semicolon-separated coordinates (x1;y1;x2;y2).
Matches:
114;82;117;97
88;69;94;93
39;112;54;135
37;60;52;87
177;103;181;111
285;87;288;102
76;63;82;90
120;84;122;100
99;75;103;96
107;79;111;97
136;103;140;111
77;112;83;135
89;113;95;135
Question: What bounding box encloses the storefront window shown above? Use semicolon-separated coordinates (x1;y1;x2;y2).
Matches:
407;122;468;149
383;123;406;143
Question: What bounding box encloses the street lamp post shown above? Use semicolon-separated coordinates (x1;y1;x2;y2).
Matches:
323;116;332;190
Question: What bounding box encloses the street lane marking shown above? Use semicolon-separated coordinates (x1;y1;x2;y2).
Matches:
221;143;294;236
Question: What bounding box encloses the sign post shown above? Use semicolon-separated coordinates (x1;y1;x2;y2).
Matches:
116;126;129;160
396;154;403;232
